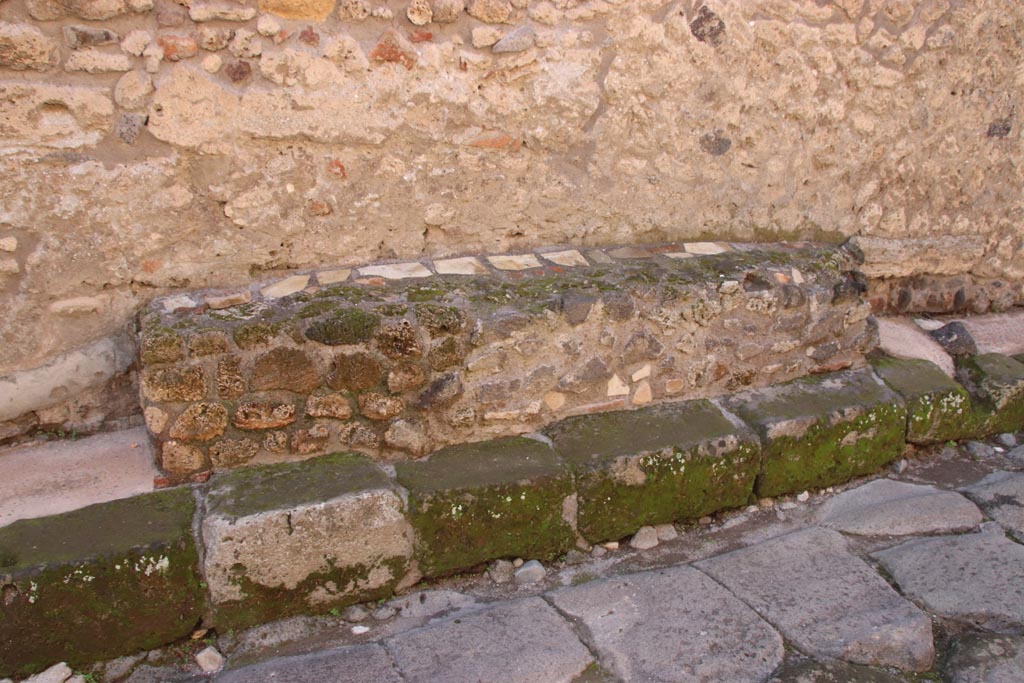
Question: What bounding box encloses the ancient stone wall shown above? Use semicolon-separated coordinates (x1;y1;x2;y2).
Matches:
1;0;1022;439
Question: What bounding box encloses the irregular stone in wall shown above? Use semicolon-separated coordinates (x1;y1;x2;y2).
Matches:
259;0;336;22
142;366;207;402
252;348;321;393
0;83;113;149
417;372;463;408
114;71;153;111
26;0;131;21
359;392;404;421
162;440;209;474
63;25;119;49
431;0;461;22
197;26;233;51
291;423;329;454
492;26;535;53
209;437;258;468
369;28;417;70
406;0;432;26
376;320;422;358
0;23;58;70
189;3;258;22
65;49;132;73
384;418;429;456
466;0;511;23
157;35;198;62
216;357;246;399
234;401;296;429
306;393;352;419
169;402;229;441
689;5;726;47
327;352;383;391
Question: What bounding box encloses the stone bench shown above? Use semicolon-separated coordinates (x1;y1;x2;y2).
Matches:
138;241;874;483
5;352;1024;677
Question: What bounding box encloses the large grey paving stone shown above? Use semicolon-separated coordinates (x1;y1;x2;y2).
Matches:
385;597;592;683
548;565;784;683
768;658;910;683
873;529;1024;632
695;527;933;671
956;310;1024;357
212;644;403;683
818;478;982;536
961;471;1024;538
944;633;1024;683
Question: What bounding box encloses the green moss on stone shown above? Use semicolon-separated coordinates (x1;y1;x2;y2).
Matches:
0;489;204;678
233;322;281;350
396;437;575;577
140;327;184;365
726;369;907;498
873;357;977;444
305;308;381;346
405;284;449;302
955;354;1024;435
545;401;761;542
415;303;465;336
297;300;340;319
375;303;409;317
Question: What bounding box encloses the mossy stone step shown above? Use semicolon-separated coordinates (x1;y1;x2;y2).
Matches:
725;368;907;498
395;437;575;577
543;400;760;543
955;354;1024;435
201;453;415;630
0;488;203;679
873;357;975;444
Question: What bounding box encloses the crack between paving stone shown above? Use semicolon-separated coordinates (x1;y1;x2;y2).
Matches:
379;639;412;683
539;593;626;683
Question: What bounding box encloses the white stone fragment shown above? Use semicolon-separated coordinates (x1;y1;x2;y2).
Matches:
120;30;150;55
202;54;222;73
24;663;73;683
195;646;225;673
0;237;17;252
352;625;371;635
514;559;546;584
655;523;678;541
257;14;281;36
631;364;651;382
260;275;310;299
317;269;351;285
607;374;629;397
359;262;432;279
796;491;810;502
487;254;542;271
684;242;729;255
539;249;589;267
630;526;659;550
434;256;488;275
162;294;196;312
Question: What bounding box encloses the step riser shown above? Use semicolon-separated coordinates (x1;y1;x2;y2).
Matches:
3;354;1023;678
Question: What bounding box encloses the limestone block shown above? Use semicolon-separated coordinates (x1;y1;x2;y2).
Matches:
202;453;416;628
955;354;1024;435
873;357;975;443
544;400;760;543
0;22;58;71
0;83;113;149
725;368;907;497
0;489;204;679
395;437;575;576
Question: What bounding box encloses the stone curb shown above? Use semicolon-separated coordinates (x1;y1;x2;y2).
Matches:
3;351;1023;677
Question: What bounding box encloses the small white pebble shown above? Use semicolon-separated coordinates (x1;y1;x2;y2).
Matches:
629;526;659;550
351;625;370;635
744;505;758;513
654;523;678;542
591;546;607;558
195;646;224;674
796;491;810;502
780;502;797;511
512;558;524;568
759;498;775;508
698;516;713;525
603;541;619;550
825;487;834;493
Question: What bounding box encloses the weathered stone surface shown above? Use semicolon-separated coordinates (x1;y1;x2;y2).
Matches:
209;437;258;468
359;392;404;421
395;437;575;576
213;644;403;683
955;354;1024;435
697;527;934;671
202;453;415;628
961;471;1024;538
958;311;1024;357
545;400;760;542
252;348;320;393
0;83;112;148
168;402;228;441
876;318;955;376
549;565;783;682
63;25;118;49
944;633;1024;683
818;478;982;536
26;0;131;20
930;322;978;356
0;23;57;70
64;49;132;73
385;598;591;683
873;357;975;443
768;659;910;683
873;529;1024;632
141;366;207;402
234;401;296;429
725;369;907;497
259;0;335;21
0;489;204;679
305;393;352;420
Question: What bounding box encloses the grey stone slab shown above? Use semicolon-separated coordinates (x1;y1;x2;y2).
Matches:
961;471;1024;537
696;527;933;671
385;597;592;683
213;644;403;683
956;310;1024;357
818;478;982;536
944;633;1024;683
768;658;909;683
873;530;1024;632
548;565;784;683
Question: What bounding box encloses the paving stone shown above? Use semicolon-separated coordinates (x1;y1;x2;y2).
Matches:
955;354;1024;435
961;471;1024;537
0;489;204;679
955;310;1024;357
513;559;545;584
539;249;589;267
260;275;310;299
315;269;351;285
817;478;982;536
872;319;950;376
873;357;973;443
202;453;415;629
944;633;1024;683
395;437;575;576
359;262;432;279
724;368;907;498
385;598;592;683
696;527;934;671
684;241;730;255
213;644;403;683
768;659;910;683
873;529;1024;632
433;256;488;275
487;254;542;270
548;565;783;683
544;399;761;543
